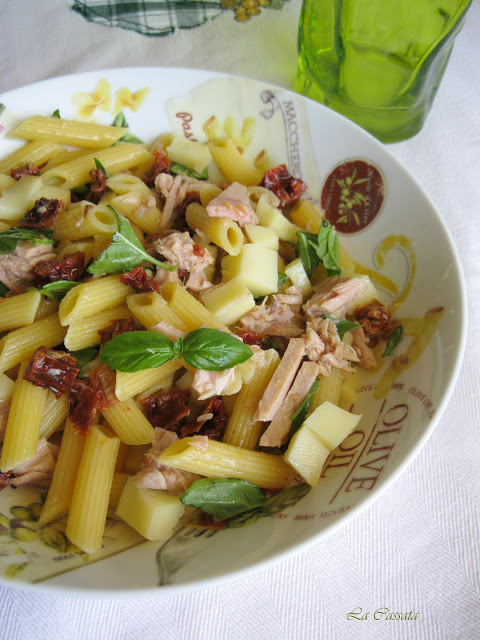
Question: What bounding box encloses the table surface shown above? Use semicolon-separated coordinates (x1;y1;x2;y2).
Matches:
1;2;479;638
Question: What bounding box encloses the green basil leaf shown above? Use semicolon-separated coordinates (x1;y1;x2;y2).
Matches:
71;346;98;369
181;328;253;371
382;325;403;357
316;220;341;276
51;109;61;118
99;331;175;372
322;314;361;340
93;157;110;179
288;379;320;441
112;132;144;145
71;184;90;198
0;281;9;297
87;207;175;274
227;483;311;528
296;231;320;278
180;478;266;521
277;272;289;288
0;228;53;255
170;162;208;180
40;280;80;301
112;111;128;128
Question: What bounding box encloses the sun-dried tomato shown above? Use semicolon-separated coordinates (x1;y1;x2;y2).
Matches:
237;328;267;348
120;266;160;292
260;164;308;208
23;347;79;397
139;390;191;431
32;251;85;287
98;317;140;348
176;191;201;218
355;300;395;340
68;366;117;433
17;198;62;230
0;471;11;492
10;162;42;180
89;168;108;204
180;398;228;441
142;150;170;188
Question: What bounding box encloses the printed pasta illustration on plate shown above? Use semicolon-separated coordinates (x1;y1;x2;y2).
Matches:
0;94;442;585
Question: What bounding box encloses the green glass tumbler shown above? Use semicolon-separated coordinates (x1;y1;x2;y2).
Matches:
296;0;472;142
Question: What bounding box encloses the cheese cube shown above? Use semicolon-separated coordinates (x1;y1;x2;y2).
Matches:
304;401;362;451
221;244;278;297
284;258;312;298
116;477;184;541
0;175;43;221
201;276;255;326
166;137;212;174
256;195;301;242
244;224;279;251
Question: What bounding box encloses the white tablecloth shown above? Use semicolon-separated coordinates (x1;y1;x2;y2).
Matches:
1;2;479;638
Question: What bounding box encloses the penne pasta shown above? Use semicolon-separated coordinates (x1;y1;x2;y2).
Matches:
115;360;183;402
53;202;117;241
185;202;244;256
0;140;62;175
102;398;155;445
160;282;230;333
39;392;68;440
59;275;132;326
208;139;262;186
126;292;189;332
64;303;132;351
0;289;42;332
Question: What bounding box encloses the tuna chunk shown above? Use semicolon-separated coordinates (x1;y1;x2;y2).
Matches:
303;319;359;376
255;337;305;422
351;328;377;369
0;242;55;293
153;231;213;273
259;361;320;448
155;173;202;228
206;182;258;227
191;367;235;400
239;286;304;338
11;438;59;487
303;276;367;320
150;320;186;341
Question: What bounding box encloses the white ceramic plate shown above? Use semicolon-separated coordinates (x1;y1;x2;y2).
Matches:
0;68;467;598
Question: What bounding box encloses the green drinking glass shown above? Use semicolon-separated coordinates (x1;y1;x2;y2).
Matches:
296;0;472;142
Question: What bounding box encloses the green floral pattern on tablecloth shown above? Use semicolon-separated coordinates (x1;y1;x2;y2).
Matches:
71;0;290;35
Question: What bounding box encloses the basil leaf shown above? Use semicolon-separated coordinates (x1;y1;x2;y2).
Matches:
0;281;9;297
182;328;253;371
87;206;175;274
382;325;403;357
170;162;208;180
227;483;311;528
322;314;361;340
112;111;128;128
71;184;90;198
277;272;289;288
71;346;98;369
99;331;175;372
40;280;80;301
111;112;143;145
296;231;320;278
51;109;61;118
93;157;110;178
180;478;266;521
316;220;341;276
0;228;53;255
288;378;320;441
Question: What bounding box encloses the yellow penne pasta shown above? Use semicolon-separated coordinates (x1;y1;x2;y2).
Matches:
307;369;344;414
158;438;296;489
289;199;323;232
208;139;262;186
65;425;120;553
110;191;162;235
199;182;222;206
0;373;15;403
102;398;154;445
59;275;132;326
126;292;189;332
10;116;127;148
115;360;183;402
53;202;117;241
0;363;48;471
38;420;86;525
39;392;68;440
56;239;96;266
34;297;59;321
64;303;132;351
45;148;97;170
0;140;62;175
185;202;244;256
160;282;230;333
0;289;42;332
0;314;66;373
223;349;280;449
109;472;130;508
42;144;151;189
254;150;273;174
106;173;152;197
0;174;16;192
